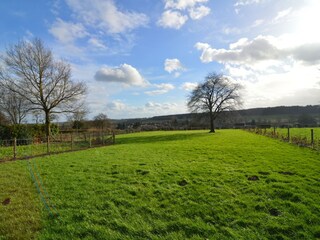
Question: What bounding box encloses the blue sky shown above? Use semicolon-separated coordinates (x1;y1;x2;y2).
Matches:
1;0;320;119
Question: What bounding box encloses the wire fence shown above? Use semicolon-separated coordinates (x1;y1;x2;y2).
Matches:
0;131;115;162
246;127;320;151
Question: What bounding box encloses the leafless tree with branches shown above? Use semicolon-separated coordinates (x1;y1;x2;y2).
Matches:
187;73;242;133
0;38;87;141
0;85;30;124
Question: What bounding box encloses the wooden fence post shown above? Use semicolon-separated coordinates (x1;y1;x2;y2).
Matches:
287;127;290;142
311;129;314;148
89;133;92;148
71;132;73;150
13;138;17;159
112;131;115;144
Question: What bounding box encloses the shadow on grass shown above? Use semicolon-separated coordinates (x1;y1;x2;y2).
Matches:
116;131;209;145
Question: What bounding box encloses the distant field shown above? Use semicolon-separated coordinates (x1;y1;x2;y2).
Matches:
1;130;320;239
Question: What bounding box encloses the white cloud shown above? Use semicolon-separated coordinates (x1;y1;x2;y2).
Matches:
144;101;185;115
222;27;241;35
164;58;185;75
235;64;320;108
252;19;264;27
274;8;292;21
88;37;107;49
195;35;320;65
49;18;87;43
65;0;148;34
103;100;187;119
145;83;175;96
181;82;198;91
106;100;127;111
157;10;188;29
188;5;210;20
234;0;264;13
234;0;263;7
195;31;320;108
158;0;210;29
94;64;148;87
164;0;208;10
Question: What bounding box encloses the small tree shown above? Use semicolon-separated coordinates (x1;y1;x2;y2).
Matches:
187;73;242;133
69;109;88;130
0;85;30;125
0;38;87;141
93;113;110;130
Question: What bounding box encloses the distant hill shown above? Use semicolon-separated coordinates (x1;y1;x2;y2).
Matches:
111;105;320;130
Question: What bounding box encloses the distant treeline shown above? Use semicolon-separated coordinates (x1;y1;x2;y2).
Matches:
238;105;320;117
112;105;320;130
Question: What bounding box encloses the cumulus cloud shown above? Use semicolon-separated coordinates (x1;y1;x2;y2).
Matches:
164;0;208;10
49;18;87;43
189;5;211;20
158;0;210;29
195;35;320;65
235;64;320;108
158;10;188;29
181;82;198;91
94;64;148;87
106;100;127;111
291;43;320;64
164;58;185;76
195;32;320;108
65;0;148;34
145;83;175;96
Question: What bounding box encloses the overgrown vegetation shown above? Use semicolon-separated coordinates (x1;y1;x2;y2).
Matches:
1;130;320;239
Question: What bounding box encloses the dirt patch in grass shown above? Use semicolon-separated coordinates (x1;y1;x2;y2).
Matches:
178;179;188;186
247;176;259;181
269;208;281;216
2;198;10;205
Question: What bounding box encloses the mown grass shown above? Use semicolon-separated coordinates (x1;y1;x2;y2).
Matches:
1;130;320;239
0;161;42;240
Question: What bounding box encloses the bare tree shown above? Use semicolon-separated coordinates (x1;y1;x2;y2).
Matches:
187;73;242;133
0;85;30;124
93;113;110;130
0;38;87;139
68;108;89;130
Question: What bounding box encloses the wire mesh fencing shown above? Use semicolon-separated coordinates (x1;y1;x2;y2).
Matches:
0;131;115;161
246;127;320;151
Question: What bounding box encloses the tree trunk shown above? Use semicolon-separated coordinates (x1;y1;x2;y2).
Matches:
209;110;215;133
45;110;50;153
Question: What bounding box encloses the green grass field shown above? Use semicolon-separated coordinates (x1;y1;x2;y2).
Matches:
1;130;320;239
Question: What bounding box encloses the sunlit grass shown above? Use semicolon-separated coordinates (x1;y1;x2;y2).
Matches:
1;130;320;239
